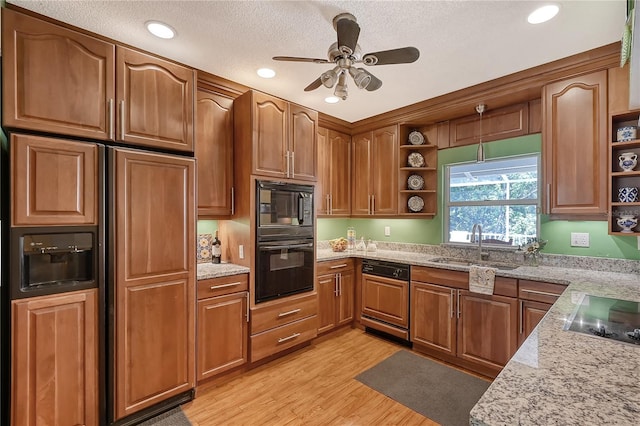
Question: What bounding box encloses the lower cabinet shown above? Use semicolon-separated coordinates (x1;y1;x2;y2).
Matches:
410;266;518;377
250;292;318;362
517;279;565;345
317;259;354;334
196;274;249;382
12;289;98;426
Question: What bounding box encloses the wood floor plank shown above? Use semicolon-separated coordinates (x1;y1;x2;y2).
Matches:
182;328;442;425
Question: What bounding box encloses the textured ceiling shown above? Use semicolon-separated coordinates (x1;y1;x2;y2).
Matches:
7;0;626;123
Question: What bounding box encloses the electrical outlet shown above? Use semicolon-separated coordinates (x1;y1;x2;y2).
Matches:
637;236;640;250
384;226;391;236
239;244;244;259
570;232;590;247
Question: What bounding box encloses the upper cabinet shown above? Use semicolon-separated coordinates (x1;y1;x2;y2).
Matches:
317;127;351;216
2;8;115;140
2;8;195;152
352;125;398;216
234;90;317;182
196;89;234;217
542;70;608;218
397;125;438;216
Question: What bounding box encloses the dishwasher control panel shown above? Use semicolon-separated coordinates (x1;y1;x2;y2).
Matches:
362;259;410;281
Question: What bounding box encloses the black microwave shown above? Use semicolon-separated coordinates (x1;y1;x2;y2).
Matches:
256;180;314;241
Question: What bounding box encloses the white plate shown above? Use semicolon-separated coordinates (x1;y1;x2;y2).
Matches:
408;130;425;145
407;152;425;167
408;195;424;212
407;174;424;190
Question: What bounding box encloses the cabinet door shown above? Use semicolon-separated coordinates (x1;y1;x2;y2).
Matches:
317;127;331;215
289;104;318;181
116;47;194;152
12;290;98;426
371;125;398;215
542;71;607;217
197;292;248;382
519;300;551;346
329;130;352;215
361;274;408;328
113;148;195;420
2;8;115;140
317;273;337;333
457;291;518;370
196;90;234;216
351;132;373;215
410;282;456;357
252;92;288;178
11;134;99;226
336;270;355;326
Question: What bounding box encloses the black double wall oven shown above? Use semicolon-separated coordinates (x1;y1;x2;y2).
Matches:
255;180;315;304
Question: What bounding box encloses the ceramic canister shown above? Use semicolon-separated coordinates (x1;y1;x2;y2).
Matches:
619;152;638;171
618;187;639;202
617;126;637;142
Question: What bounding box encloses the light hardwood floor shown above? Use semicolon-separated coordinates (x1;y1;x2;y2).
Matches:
182;328;483;425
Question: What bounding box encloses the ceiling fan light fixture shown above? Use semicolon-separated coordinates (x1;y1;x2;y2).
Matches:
349;67;371;89
321;67;341;88
334;71;348;100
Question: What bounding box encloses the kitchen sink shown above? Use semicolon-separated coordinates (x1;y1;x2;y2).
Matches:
430;257;520;270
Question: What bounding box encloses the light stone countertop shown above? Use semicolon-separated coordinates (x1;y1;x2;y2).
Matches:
197;262;249;280
318;247;640;425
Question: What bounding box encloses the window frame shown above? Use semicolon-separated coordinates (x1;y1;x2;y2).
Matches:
443;153;541;247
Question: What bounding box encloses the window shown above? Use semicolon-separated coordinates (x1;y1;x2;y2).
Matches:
444;154;539;246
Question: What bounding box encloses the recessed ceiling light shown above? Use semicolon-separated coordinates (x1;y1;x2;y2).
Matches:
325;96;340;104
146;21;175;39
257;68;276;78
527;5;560;24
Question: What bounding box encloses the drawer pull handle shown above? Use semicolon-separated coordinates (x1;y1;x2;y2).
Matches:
210;281;243;290
521;289;560;298
278;308;301;317
278;333;301;343
330;264;348;269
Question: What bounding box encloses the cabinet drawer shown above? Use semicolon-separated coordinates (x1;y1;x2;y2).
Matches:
250;315;317;362
197;274;248;300
251;293;317;334
412;266;468;289
518;280;566;304
317;258;354;275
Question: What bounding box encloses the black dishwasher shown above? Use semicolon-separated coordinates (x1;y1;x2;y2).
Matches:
361;259;411;344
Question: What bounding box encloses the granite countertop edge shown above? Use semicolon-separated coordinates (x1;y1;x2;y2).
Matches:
197;262;250;280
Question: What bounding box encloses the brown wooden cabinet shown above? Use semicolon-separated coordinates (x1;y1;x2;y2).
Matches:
317;127;351;216
397;125;438;216
317;259;354;334
542;70;608;218
112;147;195;420
352;125;398;215
2;8;115;140
196;89;234;217
410;266;518;377
12;289;98;426
11;133;99;226
196;274;249;382
234;90;317;181
517;279;565;345
116;47;195;152
2;9;195;152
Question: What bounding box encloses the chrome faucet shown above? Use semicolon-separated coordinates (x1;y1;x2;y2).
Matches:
470;224;489;261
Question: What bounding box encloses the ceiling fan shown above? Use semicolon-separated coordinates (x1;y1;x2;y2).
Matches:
273;13;420;100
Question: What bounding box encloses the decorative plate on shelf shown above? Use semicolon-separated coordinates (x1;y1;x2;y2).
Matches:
407;174;424;190
408;195;424;212
408;130;425;145
407;152;425;167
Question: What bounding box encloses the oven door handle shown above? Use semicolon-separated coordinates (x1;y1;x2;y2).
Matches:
260;243;314;250
298;193;305;225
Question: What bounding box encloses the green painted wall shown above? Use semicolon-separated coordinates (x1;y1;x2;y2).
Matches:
318;134;640;260
197;220;219;235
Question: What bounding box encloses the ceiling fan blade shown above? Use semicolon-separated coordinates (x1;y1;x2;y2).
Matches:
361;70;382;91
336;17;360;55
304;77;323;92
273;56;329;64
362;47;420;65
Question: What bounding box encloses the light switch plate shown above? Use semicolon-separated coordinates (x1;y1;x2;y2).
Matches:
384;226;391;236
570;232;590;247
239;245;244;259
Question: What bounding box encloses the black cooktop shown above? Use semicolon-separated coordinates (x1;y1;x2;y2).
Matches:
564;294;640;346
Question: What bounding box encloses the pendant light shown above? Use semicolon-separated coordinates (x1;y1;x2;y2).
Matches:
476;104;486;163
